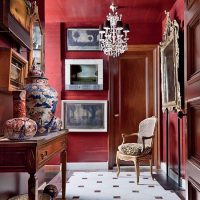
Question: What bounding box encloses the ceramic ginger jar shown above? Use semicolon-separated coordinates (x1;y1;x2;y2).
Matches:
25;66;59;136
4;117;37;140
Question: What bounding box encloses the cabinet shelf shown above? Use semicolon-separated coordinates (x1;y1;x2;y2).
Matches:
0;48;28;92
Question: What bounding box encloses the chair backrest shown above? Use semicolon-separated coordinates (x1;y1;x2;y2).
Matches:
137;116;157;146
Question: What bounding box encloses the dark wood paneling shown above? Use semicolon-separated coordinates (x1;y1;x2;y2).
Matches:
185;0;200;199
187;11;200;83
108;57;120;168
187;99;200;166
194;23;200;71
187;161;200;199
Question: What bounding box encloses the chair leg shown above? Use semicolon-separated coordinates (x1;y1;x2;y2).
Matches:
150;159;153;180
116;152;120;177
135;158;139;184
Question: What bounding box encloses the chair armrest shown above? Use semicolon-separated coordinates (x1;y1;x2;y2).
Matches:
121;133;138;144
142;135;154;150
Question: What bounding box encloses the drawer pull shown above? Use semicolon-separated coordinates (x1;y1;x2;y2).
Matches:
41;150;48;160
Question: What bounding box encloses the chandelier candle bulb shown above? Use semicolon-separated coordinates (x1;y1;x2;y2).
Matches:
99;3;130;57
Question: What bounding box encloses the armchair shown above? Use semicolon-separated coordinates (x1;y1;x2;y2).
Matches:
116;116;157;184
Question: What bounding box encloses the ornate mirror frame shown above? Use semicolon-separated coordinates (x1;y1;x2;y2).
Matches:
32;19;44;70
160;11;181;111
29;1;44;71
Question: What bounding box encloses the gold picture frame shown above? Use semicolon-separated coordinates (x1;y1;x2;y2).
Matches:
160;11;181;111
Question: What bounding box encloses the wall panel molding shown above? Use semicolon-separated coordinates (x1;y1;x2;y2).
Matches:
187;10;200;84
187;99;200;167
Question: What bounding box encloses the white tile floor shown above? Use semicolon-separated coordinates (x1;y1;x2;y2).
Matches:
58;171;181;200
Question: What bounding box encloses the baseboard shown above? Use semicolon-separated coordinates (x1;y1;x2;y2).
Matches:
45;162;108;171
160;162;186;189
67;162;108;170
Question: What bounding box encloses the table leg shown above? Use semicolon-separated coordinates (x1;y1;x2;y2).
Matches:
28;173;38;200
61;150;66;200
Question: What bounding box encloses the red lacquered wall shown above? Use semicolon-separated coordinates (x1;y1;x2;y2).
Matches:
161;0;185;177
44;10;163;163
44;1;172;163
45;22;62;118
67;133;108;162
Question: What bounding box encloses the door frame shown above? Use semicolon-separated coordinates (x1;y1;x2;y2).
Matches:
108;45;161;169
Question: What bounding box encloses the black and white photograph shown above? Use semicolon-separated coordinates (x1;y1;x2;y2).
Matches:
67;28;100;51
61;100;107;132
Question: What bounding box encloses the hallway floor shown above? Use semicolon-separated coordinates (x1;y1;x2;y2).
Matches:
48;167;183;200
58;171;180;200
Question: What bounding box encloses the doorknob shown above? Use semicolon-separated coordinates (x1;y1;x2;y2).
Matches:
114;114;119;117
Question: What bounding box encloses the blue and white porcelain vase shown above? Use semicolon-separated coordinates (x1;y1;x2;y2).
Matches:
25;66;59;136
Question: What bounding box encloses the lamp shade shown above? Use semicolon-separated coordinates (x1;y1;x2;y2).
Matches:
116;21;123;30
123;24;130;32
99;24;105;33
104;20;110;29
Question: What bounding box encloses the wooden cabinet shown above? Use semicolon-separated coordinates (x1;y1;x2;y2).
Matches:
0;0;31;49
0;48;28;92
0;131;67;200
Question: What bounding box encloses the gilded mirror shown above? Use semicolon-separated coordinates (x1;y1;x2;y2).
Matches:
160;11;181;111
32;20;43;70
29;1;44;71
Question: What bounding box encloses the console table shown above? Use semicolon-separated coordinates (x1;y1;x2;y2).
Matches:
0;130;67;200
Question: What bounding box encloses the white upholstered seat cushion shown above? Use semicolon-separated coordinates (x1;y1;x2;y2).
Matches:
118;143;152;156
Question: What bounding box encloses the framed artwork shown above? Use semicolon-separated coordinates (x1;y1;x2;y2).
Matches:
65;59;103;90
61;100;107;132
66;28;100;51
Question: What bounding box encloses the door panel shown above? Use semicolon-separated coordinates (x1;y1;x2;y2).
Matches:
187;9;200;82
120;57;146;133
185;0;200;199
109;45;160;168
188;100;200;163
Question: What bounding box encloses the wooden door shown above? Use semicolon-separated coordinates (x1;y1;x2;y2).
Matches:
109;45;160;168
185;1;200;199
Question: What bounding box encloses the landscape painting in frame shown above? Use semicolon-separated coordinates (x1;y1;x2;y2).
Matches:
67;28;100;51
61;100;107;132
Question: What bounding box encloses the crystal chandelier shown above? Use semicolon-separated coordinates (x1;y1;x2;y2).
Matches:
99;3;130;57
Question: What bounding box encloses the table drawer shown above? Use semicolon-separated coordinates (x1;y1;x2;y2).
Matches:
38;137;66;165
